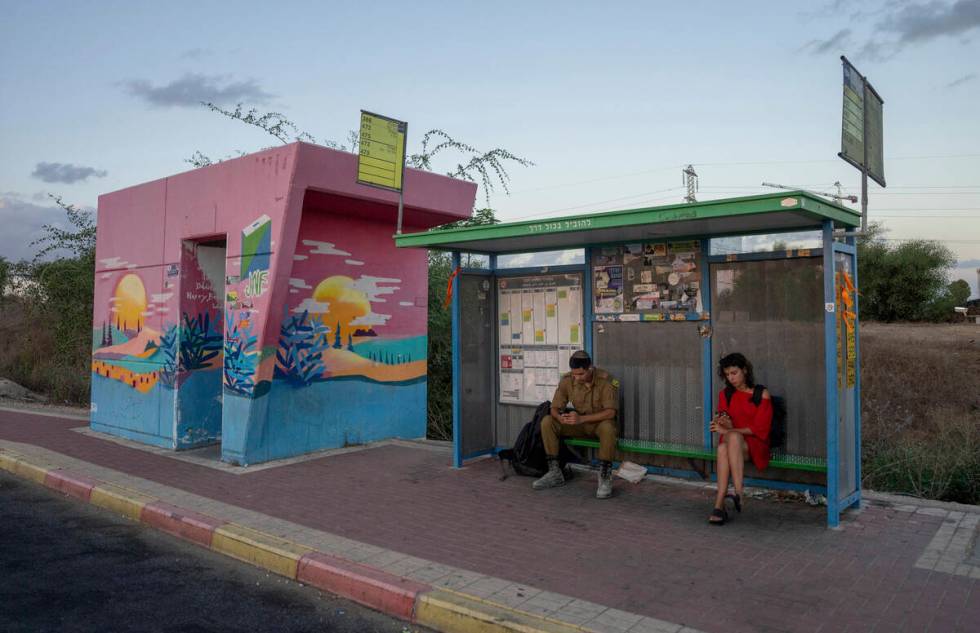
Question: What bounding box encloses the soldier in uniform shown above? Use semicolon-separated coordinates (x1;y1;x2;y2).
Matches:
533;350;620;498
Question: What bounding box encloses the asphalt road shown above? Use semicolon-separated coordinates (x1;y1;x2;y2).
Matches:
0;471;432;633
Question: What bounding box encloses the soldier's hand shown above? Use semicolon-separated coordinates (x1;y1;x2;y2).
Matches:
561;412;580;425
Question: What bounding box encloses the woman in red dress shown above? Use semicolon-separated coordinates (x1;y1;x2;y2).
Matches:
708;353;772;525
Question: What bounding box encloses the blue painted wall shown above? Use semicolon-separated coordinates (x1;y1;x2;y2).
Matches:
221;377;426;466
90;371;175;448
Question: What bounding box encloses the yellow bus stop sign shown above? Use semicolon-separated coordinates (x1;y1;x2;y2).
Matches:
357;111;407;192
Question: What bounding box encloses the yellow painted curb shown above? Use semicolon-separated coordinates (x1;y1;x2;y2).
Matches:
416;589;588;633
211;523;314;579
89;482;157;521
0;450;51;484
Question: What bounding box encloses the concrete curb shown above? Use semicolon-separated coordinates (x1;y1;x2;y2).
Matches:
0;447;636;633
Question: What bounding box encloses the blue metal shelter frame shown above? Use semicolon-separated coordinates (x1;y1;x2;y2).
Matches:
398;192;863;527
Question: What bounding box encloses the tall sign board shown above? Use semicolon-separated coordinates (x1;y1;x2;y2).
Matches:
357;110;408;232
837;56;885;231
357;111;407;192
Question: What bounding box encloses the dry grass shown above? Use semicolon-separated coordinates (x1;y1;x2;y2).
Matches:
860;322;980;503
0;299;90;405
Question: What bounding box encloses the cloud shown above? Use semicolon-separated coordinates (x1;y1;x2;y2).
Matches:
847;0;980;61
99;257;131;268
352;276;401;303
293;254;308;260
802;28;854;54
292;297;331;314
180;48;213;60
351;312;392;326
947;72;977;87
302;240;351;256
288;278;312;289
878;0;980;44
345;259;365;266
399;301;415;306
31;162;107;184
149;292;173;303
120;73;274;108
0;195;83;261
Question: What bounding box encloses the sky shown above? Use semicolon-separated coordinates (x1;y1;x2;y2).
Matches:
2;0;979;298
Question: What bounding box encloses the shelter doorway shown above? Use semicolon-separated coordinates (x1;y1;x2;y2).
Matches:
175;237;227;451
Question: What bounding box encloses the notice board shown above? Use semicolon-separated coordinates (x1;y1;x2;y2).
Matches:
592;240;705;321
498;273;584;405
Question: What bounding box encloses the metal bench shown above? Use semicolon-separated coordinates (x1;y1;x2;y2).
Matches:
564;438;827;473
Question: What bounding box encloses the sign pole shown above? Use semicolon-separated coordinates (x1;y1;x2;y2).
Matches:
861;79;869;234
396;191;405;235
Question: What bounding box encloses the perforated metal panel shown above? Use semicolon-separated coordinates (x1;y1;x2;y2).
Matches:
593;321;704;447
459;274;494;456
710;258;826;458
495;403;538;448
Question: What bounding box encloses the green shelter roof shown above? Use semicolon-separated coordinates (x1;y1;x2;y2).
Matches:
394;191;860;254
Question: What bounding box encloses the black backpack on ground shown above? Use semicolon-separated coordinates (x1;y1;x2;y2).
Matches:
723;384;786;449
498;401;579;479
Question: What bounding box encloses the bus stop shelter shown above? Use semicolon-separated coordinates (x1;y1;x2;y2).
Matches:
395;192;862;527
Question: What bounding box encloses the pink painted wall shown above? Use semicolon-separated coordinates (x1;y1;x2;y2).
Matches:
92;142;476;461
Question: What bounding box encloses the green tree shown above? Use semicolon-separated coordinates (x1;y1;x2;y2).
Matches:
857;222;958;322
947;279;972;307
0;256;9;306
1;195;97;403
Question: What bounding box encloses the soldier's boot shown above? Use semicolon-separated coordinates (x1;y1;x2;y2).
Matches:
596;461;613;499
532;458;565;490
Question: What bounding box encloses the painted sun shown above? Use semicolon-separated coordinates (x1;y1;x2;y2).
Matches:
312;276;369;333
111;273;147;332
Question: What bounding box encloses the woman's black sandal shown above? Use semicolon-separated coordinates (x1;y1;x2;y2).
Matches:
725;493;742;513
708;507;728;525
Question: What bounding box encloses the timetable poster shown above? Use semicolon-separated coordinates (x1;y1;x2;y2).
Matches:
498;274;584;405
591;240;704;320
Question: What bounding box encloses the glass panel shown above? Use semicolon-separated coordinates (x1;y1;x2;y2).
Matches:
460;253;490;269
710;231;822;255
711;258;826;458
497;249;584;268
835;252;858;498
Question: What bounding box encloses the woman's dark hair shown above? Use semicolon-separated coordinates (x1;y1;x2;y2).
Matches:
718;352;755;388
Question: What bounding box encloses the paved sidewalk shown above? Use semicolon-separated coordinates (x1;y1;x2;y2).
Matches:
1;408;977;633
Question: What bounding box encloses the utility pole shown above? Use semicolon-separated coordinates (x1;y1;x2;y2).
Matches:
682;165;698;203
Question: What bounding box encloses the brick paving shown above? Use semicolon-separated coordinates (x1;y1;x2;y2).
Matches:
1;408;977;633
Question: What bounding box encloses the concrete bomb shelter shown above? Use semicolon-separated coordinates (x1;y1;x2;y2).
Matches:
90;142;476;466
396;192;862;527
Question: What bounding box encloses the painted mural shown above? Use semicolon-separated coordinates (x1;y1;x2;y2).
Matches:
219;211;429;465
91;258;176;447
90;240;227;449
279;213;427;387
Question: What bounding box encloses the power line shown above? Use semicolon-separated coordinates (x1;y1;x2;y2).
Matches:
873;215;980;218
508;164;681;196
504;186;684;221
504;154;980;198
879;238;980;243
